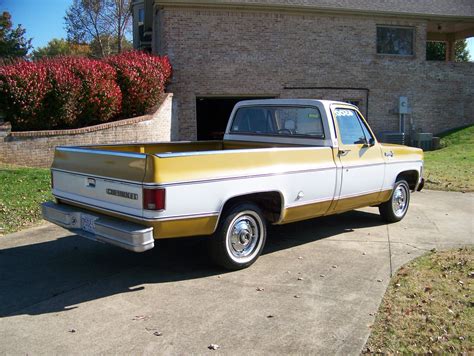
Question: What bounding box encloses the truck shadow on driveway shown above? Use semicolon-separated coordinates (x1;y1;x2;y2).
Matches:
0;209;385;317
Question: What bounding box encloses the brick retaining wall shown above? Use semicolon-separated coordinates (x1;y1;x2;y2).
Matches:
0;93;175;168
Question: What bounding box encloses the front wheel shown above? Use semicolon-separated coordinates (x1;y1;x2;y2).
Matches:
379;180;410;223
209;203;266;270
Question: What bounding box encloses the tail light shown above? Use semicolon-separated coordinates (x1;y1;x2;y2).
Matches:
143;188;166;211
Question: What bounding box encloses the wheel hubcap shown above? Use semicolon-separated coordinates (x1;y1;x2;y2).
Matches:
227;213;261;260
392;184;408;217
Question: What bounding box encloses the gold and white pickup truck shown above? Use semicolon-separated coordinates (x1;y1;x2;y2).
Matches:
42;99;424;269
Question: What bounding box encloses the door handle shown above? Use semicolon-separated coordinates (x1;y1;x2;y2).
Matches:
338;149;351;157
384;151;394;158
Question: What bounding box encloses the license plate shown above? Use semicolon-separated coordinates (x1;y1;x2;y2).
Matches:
81;214;97;234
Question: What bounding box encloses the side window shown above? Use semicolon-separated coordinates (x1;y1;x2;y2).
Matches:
334;109;369;145
359;117;374;142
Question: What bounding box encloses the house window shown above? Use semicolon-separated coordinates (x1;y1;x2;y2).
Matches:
344;99;361;108
376;26;414;56
138;8;145;24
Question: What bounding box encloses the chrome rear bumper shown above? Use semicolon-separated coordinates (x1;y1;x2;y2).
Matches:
41;201;154;252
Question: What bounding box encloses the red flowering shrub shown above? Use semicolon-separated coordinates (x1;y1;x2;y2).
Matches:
41;58;82;128
0;61;50;130
62;57;122;126
106;51;172;118
160;56;172;84
0;51;171;131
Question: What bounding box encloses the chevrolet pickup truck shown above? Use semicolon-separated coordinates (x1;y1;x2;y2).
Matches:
42;99;424;269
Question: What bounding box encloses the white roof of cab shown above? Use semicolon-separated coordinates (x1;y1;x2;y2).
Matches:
234;98;357;110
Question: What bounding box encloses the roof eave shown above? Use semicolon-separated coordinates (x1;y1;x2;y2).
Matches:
154;0;474;22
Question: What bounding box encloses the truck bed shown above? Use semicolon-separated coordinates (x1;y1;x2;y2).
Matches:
52;140;329;184
51;140;336;225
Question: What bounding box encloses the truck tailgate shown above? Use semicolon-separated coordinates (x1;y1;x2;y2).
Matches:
51;147;150;218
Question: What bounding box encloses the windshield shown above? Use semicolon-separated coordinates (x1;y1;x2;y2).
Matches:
230;106;325;139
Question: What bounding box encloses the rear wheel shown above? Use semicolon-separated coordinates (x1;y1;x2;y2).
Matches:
379;180;410;223
209;203;266;270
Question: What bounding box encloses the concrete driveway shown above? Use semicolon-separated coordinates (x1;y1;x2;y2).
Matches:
0;190;472;355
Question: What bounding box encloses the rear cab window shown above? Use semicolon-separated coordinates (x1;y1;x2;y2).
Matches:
230;106;325;139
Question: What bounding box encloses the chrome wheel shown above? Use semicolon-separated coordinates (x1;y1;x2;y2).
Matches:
210;202;267;270
226;210;264;264
379;180;410;223
392;184;408;217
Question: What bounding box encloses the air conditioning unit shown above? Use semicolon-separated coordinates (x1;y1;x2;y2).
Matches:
377;131;405;145
413;133;433;151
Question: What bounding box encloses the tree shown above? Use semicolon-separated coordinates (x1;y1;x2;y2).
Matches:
454;39;470;62
110;0;132;54
32;38;91;60
426;41;445;61
89;34;132;58
0;11;32;59
64;0;132;58
65;0;110;58
426;39;471;62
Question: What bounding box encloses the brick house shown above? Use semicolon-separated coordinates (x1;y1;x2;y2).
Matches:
132;0;474;141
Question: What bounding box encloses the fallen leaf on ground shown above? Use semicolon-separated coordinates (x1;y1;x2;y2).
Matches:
132;315;150;321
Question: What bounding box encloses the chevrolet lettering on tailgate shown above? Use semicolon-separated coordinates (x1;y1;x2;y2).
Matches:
106;188;139;201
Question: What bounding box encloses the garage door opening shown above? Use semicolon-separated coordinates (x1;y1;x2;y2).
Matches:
196;97;274;140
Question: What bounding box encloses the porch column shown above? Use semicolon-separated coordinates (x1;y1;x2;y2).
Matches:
445;34;456;62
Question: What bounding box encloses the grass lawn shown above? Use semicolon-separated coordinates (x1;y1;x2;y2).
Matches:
424;125;474;192
0;164;52;235
364;248;473;354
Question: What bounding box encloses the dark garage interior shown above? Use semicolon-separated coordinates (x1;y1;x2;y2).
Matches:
196;97;274;140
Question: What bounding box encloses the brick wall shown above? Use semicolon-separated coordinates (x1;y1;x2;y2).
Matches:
157;7;474;140
0;93;176;168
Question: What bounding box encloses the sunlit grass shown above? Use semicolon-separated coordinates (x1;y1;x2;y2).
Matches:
424;125;474;192
0;164;52;235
